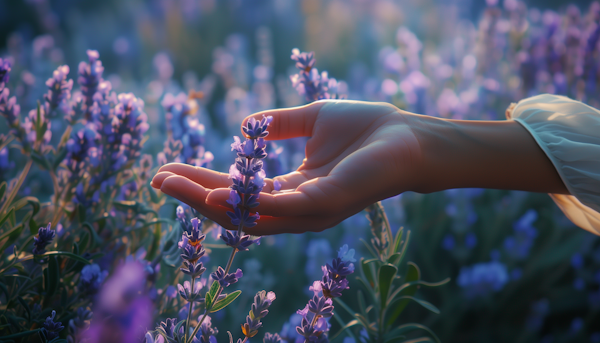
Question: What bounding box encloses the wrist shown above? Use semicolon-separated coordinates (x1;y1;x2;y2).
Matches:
407;113;569;195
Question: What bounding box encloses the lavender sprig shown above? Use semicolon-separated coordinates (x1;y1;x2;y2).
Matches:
290;49;344;102
33;222;55;255
186;115;273;343
44;65;73;115
295;245;356;343
41;310;64;341
241;291;276;338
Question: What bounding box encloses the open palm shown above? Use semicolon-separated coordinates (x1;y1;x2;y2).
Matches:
151;100;424;235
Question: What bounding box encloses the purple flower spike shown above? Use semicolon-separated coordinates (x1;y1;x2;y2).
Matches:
308;295;334;318
42;310;64;341
211;266;243;288
78;49;105;109
44;65;73;114
263;333;282;343
33;222;55;255
0;58;11;89
242;291;276;338
221;230;261;251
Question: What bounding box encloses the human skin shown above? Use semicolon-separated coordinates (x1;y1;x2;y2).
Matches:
151;100;569;235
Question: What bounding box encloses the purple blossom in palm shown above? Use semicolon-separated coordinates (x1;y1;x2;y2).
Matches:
33;223;55;255
44;65;73;114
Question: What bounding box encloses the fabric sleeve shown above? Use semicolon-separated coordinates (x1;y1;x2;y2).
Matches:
505;93;600;236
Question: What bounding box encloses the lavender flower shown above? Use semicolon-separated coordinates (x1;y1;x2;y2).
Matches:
33;222;55;255
84;261;154;343
290;49;344;102
211;266;243;288
78;50;104;110
44;65;73;114
296;245;355;343
264;332;283;343
504;209;538;260
221;230;261;252
225;115;272;233
457;261;509;298
0;88;20;126
79;263;108;295
242;290;276;338
42;310;64;341
0;58;10;89
67;307;93;343
198;315;218;343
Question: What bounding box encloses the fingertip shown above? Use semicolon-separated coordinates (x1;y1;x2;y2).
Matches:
151;171;175;189
205;188;231;206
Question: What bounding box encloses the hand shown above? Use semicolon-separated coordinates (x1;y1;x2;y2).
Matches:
151;100;425;235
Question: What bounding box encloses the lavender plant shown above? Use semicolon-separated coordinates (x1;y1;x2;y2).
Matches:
290;49;344;102
0;49;169;342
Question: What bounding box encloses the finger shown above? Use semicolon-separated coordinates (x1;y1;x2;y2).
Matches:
151;171;175;189
205;176;352;217
156;163;232;189
241;101;325;140
156;163;283;193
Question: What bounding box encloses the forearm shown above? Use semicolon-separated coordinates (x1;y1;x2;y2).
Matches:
408;114;570;195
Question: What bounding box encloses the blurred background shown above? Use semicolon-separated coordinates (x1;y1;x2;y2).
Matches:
1;0;600;342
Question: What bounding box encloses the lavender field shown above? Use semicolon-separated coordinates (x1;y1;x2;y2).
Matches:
1;0;600;342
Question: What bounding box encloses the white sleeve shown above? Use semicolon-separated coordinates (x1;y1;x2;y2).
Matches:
505;94;600;236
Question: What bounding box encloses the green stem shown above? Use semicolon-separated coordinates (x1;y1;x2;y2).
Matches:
0;160;33;215
184;276;196;343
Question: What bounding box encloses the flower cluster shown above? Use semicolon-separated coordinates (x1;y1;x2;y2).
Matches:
290;49;344;102
457;260;509;298
79;264;108;296
44;65;74;115
160;92;213;167
296;245;355;343
503;209;538;260
32;222;56;255
78;50;105;113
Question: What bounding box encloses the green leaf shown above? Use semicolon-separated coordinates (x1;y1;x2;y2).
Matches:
385;262;420;327
45;256;59;298
0;181;6;201
328;319;360;342
25;251;91;265
206;281;219;308
210;290;241;312
384;324;441;343
378;263;398;305
0;207;14;228
16;296;31;321
360;238;379;260
383;336;407;343
31;151;52;170
391;278;451;299
174;320;186;339
392;227;404;254
147;182;159;203
0;328;41;340
0;223;24;252
391;230;411;268
389;296;440;314
360;258;376;289
52;148;68;171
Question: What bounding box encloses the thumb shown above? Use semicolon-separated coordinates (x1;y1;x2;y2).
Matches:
240;101;325;140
